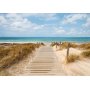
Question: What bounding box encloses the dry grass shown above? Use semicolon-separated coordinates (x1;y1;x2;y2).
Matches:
0;43;44;71
66;54;80;63
79;43;90;49
50;42;57;47
61;42;78;48
51;42;90;50
81;50;90;58
51;42;78;50
0;70;11;76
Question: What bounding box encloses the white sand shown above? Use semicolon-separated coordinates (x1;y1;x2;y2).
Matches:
53;46;90;76
3;44;90;76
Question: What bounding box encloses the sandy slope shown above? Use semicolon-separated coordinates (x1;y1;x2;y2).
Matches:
53;46;90;76
4;49;38;76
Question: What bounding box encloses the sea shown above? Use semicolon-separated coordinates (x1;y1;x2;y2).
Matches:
0;37;90;43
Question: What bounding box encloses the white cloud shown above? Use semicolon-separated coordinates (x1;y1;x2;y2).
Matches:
54;27;90;36
0;14;45;32
67;29;79;35
32;25;45;30
66;28;90;36
55;29;66;34
0;13;90;37
62;14;87;24
54;27;66;34
55;28;77;35
19;13;57;20
0;16;7;25
83;17;90;28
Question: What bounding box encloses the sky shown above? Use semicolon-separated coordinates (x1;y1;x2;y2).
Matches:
0;13;90;37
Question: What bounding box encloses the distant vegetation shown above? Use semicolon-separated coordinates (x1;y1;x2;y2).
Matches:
79;43;90;49
0;43;44;71
51;42;78;49
51;42;90;49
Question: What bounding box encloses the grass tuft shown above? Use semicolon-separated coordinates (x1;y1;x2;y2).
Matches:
81;50;90;58
66;54;80;63
79;43;90;49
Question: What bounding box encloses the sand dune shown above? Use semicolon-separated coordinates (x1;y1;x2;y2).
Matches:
1;44;90;76
53;46;90;76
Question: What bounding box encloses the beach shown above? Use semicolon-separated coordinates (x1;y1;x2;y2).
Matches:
53;44;90;75
0;41;90;76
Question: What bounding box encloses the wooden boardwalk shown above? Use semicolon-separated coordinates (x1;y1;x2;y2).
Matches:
5;46;66;76
24;46;65;75
4;46;90;76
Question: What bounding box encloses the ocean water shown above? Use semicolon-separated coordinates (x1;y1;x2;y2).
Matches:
0;37;90;43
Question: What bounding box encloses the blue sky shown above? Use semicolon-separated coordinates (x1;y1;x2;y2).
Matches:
0;13;90;37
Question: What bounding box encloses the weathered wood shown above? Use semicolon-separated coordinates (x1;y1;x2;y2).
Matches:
66;43;70;63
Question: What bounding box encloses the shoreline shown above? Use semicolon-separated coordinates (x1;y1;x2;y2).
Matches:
0;41;90;75
0;37;90;43
0;41;90;44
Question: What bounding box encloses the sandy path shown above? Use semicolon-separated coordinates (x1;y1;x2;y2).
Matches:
5;46;66;76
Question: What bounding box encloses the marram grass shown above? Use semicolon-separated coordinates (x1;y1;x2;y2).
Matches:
51;42;78;49
66;54;80;63
81;50;90;58
0;43;44;71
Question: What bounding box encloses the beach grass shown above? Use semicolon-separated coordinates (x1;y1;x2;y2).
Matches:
66;54;80;63
81;50;90;58
79;43;90;49
0;43;44;71
51;42;78;49
51;42;90;49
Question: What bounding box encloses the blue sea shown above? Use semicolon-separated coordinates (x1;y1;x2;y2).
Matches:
0;37;90;43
